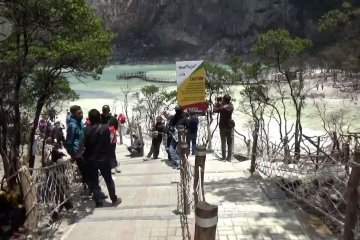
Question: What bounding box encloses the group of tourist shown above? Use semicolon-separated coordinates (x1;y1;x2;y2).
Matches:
64;105;121;207
146;94;234;168
49;93;234;207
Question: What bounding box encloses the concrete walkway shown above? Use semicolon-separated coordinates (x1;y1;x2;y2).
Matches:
58;139;334;240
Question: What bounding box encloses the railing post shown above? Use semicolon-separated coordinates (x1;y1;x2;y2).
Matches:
246;140;251;158
343;140;350;175
195;201;218;240
284;137;290;164
344;151;360;240
315;136;320;170
119;124;123;145
194;146;206;205
19;162;38;232
177;125;190;215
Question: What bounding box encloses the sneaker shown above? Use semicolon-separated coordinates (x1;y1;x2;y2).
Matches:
95;202;103;208
112;197;122;206
111;169;116;174
115;166;121;173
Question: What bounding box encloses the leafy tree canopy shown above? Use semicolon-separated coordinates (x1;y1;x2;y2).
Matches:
318;1;360;71
252;29;312;71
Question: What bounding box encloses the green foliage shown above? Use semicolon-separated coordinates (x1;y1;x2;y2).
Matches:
1;0;114;76
0;0;114;172
162;90;177;104
318;1;355;33
317;1;360;72
135;85;176;126
204;61;232;94
22;72;79;110
252;29;312;70
141;85;160;96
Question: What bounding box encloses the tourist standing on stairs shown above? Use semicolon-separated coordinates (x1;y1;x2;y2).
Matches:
185;110;199;155
64;105;88;184
100;105;120;174
168;106;188;169
162;110;174;162
213;94;235;161
147;116;165;159
81;109;121;207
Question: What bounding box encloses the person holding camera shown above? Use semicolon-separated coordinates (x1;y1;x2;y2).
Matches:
213;94;235;161
146;116;165;159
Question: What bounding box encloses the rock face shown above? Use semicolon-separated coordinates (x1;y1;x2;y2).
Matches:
85;0;341;62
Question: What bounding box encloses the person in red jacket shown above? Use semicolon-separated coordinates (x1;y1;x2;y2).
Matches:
101;105;120;173
117;113;126;145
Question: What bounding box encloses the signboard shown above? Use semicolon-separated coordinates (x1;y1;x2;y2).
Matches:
176;60;207;113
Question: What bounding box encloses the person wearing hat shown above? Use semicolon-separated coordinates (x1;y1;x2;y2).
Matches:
127;133;144;157
100;105;120;173
213;94;234;161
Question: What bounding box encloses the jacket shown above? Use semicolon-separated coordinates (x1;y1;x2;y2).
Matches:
101;114;119;130
186;116;199;134
83;124;113;163
64;115;83;157
131;137;144;151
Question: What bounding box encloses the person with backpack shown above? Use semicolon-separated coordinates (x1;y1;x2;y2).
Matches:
185;110;199;155
100;105;120;174
81;109;121;207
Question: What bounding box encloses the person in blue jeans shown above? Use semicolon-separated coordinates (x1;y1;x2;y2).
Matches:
168;126;180;169
185;111;198;155
167;106;188;169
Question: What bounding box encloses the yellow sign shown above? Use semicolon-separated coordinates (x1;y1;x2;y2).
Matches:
176;60;206;112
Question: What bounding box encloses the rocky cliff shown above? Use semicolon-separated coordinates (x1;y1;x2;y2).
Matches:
86;0;347;62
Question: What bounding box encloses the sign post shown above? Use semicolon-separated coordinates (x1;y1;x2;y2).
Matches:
176;60;206;113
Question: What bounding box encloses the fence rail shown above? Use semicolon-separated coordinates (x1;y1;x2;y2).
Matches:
2;159;81;236
256;132;360;239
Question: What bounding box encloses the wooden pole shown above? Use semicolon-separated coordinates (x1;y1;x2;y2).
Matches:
315;136;320;171
194;145;206;205
343;142;350;176
246;140;251;158
19;163;38;232
195;201;218;240
177;125;190;215
344;151;360;240
284;137;290;164
119;124;123;145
